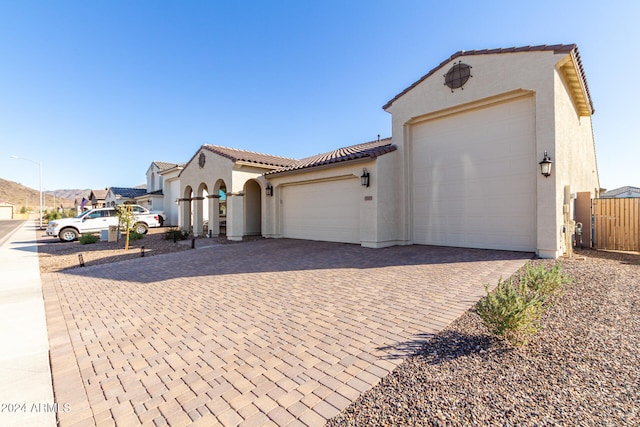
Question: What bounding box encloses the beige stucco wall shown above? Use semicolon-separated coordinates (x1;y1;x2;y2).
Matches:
385;49;595;258
364;151;401;248
146;165;163;193
0;205;13;220
551;67;599;255
159;168;181;226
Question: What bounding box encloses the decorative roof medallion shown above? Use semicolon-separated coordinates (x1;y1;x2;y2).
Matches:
444;61;472;92
198;152;206;168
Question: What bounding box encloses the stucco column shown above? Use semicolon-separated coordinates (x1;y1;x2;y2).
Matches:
178;198;191;231
226;192;244;241
208;195;220;237
192;196;205;236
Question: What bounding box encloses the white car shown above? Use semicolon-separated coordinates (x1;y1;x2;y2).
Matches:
47;205;160;242
150;210;167;226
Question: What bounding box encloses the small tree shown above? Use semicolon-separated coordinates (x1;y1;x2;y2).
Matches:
114;205;136;232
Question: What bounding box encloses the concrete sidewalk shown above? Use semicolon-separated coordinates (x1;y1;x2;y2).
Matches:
0;222;55;427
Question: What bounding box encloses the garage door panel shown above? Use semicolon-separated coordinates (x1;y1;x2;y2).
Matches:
412;97;536;252
282;179;360;244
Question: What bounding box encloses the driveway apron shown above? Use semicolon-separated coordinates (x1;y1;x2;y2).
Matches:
42;239;530;426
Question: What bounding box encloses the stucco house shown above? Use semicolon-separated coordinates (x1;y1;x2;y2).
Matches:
177;43;599;259
88;189;108;208
132;161;184;226
105;187;147;206
0;202;14;220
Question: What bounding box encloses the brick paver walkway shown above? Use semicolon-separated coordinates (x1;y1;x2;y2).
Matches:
42;239;531;426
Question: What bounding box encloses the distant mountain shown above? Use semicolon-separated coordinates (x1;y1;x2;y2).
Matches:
0;178;74;209
49;188;92;201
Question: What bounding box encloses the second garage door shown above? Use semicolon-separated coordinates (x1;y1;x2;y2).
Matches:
412;96;536;252
281;178;361;244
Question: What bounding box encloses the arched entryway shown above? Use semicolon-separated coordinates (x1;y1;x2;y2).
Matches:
207;180;227;237
243;179;262;236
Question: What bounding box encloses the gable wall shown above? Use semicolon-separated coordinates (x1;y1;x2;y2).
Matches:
387;51;568;256
552;67;599;252
179;150;235;197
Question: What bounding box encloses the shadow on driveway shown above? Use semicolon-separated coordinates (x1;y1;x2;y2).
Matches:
50;238;534;283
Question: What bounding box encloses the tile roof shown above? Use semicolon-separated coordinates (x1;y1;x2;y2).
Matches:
90;189;108;199
109;187;148;198
267;137;396;175
601;186;640;198
201;145;299;167
382;44;594;113
153;161;183;172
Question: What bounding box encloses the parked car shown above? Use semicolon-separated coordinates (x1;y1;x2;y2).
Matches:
46;205;160;242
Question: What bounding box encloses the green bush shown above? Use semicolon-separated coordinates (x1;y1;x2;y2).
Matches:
162;228;189;241
476;262;572;346
46;210;62;221
129;231;143;241
79;234;99;245
521;263;571;302
476;278;544;346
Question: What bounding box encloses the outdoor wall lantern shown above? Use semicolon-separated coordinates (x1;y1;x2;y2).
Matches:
361;168;370;187
266;184;274;197
539;151;553;178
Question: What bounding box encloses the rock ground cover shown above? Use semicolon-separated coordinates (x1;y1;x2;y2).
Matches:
327;249;640;426
36;227;261;273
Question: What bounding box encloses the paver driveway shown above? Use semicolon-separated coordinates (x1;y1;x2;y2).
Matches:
43;239;531;426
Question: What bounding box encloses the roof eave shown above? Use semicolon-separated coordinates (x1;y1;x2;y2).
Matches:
382;44;586;112
556;50;594;116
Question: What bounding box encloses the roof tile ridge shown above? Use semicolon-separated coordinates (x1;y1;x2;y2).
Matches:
204;143;298;161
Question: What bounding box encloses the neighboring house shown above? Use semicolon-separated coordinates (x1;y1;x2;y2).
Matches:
105;187;148;206
175;43;599;259
88;189;108;208
0;203;14;220
134;161;184;226
600;186;640;198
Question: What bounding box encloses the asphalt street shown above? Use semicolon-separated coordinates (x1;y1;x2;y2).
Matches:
0;220;25;246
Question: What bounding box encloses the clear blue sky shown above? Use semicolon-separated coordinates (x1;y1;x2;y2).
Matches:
0;0;638;192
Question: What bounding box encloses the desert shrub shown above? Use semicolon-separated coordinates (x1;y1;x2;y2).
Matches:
162;228;189;241
476;277;545;346
521;262;571;302
79;234;99;245
477;262;572;346
129;231;143;241
47;210;62;221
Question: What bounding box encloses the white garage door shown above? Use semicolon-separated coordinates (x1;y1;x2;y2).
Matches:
282;178;360;244
412;96;536;252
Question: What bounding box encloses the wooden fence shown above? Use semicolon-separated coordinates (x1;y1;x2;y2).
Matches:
592;198;640;252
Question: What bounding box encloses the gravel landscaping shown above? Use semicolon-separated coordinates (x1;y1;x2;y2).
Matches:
328;249;640;426
36;227;262;273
